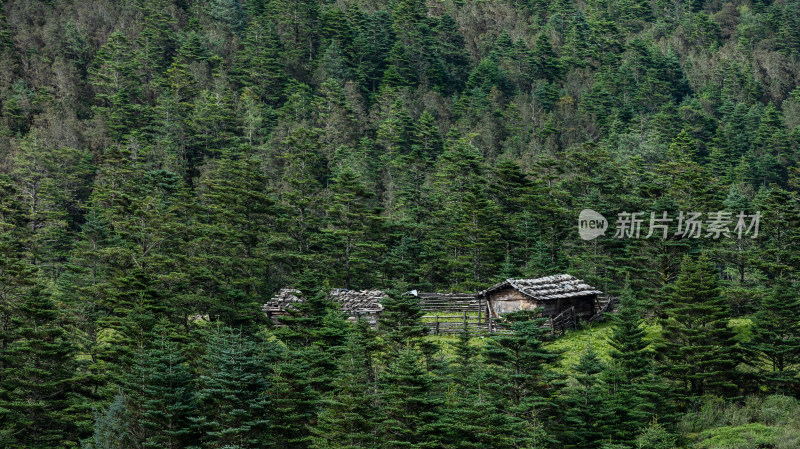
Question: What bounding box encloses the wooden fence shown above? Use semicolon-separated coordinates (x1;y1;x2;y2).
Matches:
417;293;515;335
587;296;618;324
546;306;577;336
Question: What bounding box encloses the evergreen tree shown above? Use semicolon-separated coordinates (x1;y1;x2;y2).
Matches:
88;32;144;139
659;254;741;399
192;155;277;329
560;345;610;449
378;289;428;349
428;136;502;289
605;283;673;444
483;312;562;447
85;392;136;449
753;187;800;281
191;326;273;448
270;348;318;449
136;0;178;86
123;325;195;448
311;329;381;448
378;347;445;448
0;285;84;447
746;280;800;394
322;170;380;289
234;16;286;105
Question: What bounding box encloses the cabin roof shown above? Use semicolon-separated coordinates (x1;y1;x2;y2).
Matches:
262;288;304;313
263;288;385;314
329;289;386;313
479;274;602;301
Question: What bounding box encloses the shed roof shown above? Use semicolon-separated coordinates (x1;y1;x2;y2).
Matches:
263;288;385;314
479;274;602;301
329;289;386;313
262;288;304;314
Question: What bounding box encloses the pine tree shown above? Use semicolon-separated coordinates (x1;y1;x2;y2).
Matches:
0;284;84;447
378;347;445;448
88;32;144;139
310;329;381;448
659;254;741;399
123;325;196;448
746;280;800;394
191;326;273;448
560;345;610;449
483;312;562;447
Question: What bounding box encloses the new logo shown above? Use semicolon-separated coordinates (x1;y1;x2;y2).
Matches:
578;209;608;240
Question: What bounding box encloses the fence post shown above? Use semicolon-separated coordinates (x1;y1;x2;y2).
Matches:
478;298;482;325
463;310;467;333
572;306;577;331
435;315;439;336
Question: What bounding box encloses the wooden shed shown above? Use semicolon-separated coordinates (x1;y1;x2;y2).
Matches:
479;275;602;320
263;288;385;326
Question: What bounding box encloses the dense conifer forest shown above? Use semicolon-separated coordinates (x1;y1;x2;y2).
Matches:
0;0;800;447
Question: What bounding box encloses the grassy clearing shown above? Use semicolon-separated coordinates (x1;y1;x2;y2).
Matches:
545;320;662;373
423;319;665;370
421;311;483;323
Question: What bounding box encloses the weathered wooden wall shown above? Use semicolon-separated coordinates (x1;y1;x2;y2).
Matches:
487;289;596;319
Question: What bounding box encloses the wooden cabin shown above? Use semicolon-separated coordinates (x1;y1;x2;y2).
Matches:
263;288;385;325
479;275;602;320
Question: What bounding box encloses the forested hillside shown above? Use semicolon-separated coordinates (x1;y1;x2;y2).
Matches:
0;0;799;447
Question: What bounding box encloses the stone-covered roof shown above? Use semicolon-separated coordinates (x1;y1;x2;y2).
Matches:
329;289;385;313
263;288;385;315
479;274;602;301
262;288;304;314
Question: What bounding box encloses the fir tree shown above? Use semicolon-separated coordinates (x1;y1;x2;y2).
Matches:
233;16;286;105
605;282;673;444
85;392;136;449
0;285;84;447
560;345;610;449
746;280;800;394
378;347;445;448
191;326;273;448
123;325;196;448
310;329;381;448
659;254;741;399
270;348;318;449
88;31;144;139
378;289;428;349
483;312;562;447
